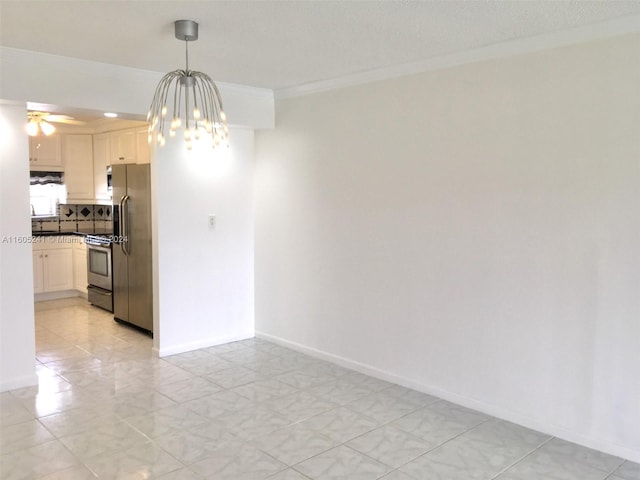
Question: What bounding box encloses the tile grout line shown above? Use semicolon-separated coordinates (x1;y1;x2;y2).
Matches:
392;415;494;471
601;459;630;480
488;435;555;480
318;409;496;480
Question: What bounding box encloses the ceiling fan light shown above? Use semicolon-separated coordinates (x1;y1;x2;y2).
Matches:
26;121;39;136
40;121;56;136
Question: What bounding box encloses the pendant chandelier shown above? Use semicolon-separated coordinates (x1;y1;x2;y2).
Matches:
147;20;228;151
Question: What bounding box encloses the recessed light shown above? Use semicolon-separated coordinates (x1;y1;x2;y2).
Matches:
104;112;118;118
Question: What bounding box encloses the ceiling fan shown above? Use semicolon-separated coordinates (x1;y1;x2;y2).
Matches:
27;111;85;136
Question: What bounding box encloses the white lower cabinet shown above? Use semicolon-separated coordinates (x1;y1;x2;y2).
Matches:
33;244;73;293
73;240;88;293
33;236;86;295
32;250;45;294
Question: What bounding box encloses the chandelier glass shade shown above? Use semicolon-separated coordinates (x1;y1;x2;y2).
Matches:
147;20;228;151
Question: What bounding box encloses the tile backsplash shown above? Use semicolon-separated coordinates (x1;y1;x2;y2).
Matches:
32;204;113;235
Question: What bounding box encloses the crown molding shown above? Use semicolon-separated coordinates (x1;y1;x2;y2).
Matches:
275;15;640;99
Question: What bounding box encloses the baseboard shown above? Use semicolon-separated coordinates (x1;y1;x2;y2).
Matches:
255;330;640;463
158;330;255;357
34;290;83;302
0;372;38;393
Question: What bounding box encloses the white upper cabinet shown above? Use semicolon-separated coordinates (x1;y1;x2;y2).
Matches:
64;135;94;201
25;120;149;203
93;126;149;201
109;127;150;165
29;135;62;171
93;132;111;201
110;128;137;164
136;127;150;164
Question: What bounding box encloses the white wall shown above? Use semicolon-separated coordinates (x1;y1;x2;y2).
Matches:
154;128;255;355
254;33;640;461
0;101;37;391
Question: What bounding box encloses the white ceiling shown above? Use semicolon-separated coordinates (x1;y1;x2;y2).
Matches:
1;1;640;93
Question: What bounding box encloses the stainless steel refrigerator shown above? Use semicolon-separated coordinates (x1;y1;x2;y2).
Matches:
112;164;153;334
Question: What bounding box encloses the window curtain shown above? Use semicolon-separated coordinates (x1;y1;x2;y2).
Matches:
30;171;64;185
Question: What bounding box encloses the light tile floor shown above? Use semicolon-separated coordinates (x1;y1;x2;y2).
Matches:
1;298;638;480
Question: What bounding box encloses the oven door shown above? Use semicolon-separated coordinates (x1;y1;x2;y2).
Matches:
86;242;112;291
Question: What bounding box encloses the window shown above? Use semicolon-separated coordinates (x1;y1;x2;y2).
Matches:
30;172;66;216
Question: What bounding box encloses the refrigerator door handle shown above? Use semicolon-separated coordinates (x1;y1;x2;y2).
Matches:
118;195;126;256
121;194;130;256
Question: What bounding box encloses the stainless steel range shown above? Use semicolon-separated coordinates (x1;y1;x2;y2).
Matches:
86;235;113;312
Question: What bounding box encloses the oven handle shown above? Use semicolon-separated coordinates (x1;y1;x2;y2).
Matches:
120;195;130;256
86;242;110;252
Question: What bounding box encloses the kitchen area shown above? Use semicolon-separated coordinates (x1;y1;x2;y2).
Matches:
29;110;153;335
